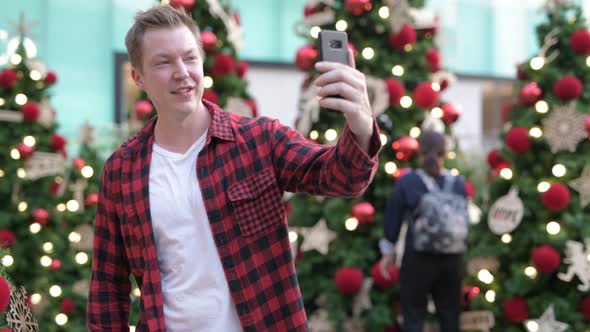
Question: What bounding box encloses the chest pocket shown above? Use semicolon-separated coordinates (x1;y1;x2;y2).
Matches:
228;168;285;239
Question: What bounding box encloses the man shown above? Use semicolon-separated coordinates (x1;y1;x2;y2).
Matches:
87;4;380;331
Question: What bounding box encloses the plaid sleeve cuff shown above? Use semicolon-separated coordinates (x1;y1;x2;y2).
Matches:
338;119;381;170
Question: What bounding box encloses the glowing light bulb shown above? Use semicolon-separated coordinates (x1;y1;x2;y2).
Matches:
23;136;36;147
379;6;390;19
55;313;68;325
477;269;494;284
325;129;338;142
362;47;374;60
525;266;537;279
409;127;421;138
391;65;404;76
43;242;54;254
535;100;548;113
500;168;513;180
529;127;543;138
547;221;560;235
30;293;42;305
15;93;27;105
69;232;81;243
18;201;28;212
288;231;298;243
345;217;359;231
81;166;94;178
530;57;544;70
552;164;566;177
30;70;42;81
310;26;321;39
309;130;319;140
335;20;348;31
2;255;14;267
400;96;412;108
49;285;62;297
526;320;539;332
66;200;80;212
385;162;397;175
380;134;388;146
431;107;443;118
203;76;213;89
485;290;496;303
537;182;550;192
57;203;66;212
10;149;20;160
76;252;89;265
501;234;512;243
40;256;52;267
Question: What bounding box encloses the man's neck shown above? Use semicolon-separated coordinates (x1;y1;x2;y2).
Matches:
154;103;211;154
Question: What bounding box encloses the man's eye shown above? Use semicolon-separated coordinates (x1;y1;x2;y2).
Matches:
185;56;198;62
158;60;169;65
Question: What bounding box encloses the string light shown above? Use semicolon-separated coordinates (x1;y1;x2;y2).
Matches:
335;20;348;31
10;149;20;160
30;293;42;305
448;152;457;159
66;200;80;212
81;166;94;178
325;129;338;142
17;201;27;212
485;290;496;303
391;65;404;76
203;76;213;89
530;57;545;70
385;162;397;175
409;127;421;138
380;134;388;146
362;47;375;60
130;326;137;332
0;98;4;106
133;288;141;297
30;70;42;81
552;164;566;177
403;44;413;52
500;168;513;180
535;100;549;113
309;130;319;140
55;313;68;326
10;54;22;65
586;56;590;67
431;107;443;118
547;221;560;235
379;6;390;19
526;320;539;332
43;242;54;254
525;266;538;279
400;96;412;108
345;217;359;231
76;252;89;265
432;83;441;91
56;204;66;212
501;234;512;243
69;232;81;243
2;255;14;267
49;285;62;297
15;93;27;105
0;169;4;177
288;231;298;243
310;26;321;39
450;169;460;176
529;127;543;138
537;182;550;192
23;136;36;147
40;256;52;267
478;269;494;284
30;223;41;234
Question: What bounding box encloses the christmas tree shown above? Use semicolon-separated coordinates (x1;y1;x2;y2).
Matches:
131;0;258;130
466;1;590;331
0;21;100;331
288;0;469;330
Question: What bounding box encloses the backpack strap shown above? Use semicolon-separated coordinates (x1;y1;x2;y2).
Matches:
416;169;440;192
442;174;456;193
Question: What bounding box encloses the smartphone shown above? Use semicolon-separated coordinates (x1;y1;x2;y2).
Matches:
319;30;349;65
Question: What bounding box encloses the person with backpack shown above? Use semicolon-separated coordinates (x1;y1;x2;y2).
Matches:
379;130;469;332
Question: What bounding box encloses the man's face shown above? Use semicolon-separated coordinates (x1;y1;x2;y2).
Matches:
132;25;204;118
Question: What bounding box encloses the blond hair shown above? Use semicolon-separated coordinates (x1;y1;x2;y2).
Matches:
125;5;203;70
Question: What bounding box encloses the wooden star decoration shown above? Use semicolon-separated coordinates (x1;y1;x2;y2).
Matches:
542;103;586;153
569;166;590;208
6;286;39;332
298;219;337;255
7;13;37;39
524;305;567;332
544;0;572;10
78;123;95;145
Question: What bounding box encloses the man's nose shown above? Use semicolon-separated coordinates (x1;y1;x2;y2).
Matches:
172;60;189;79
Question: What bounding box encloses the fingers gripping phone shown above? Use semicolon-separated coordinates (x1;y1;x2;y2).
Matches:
318;30;349;110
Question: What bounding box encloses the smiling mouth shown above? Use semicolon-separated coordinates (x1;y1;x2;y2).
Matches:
171;87;194;94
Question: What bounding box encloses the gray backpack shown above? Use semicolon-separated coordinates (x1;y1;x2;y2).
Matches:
412;169;469;254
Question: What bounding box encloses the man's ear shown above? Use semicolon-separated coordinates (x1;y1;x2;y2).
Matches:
131;67;144;89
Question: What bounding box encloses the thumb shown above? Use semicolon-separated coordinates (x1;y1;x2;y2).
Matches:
347;48;356;69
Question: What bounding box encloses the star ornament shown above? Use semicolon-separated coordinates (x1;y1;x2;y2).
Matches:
542;104;587;153
298;219;337;255
569;166;590;208
524;305;567;332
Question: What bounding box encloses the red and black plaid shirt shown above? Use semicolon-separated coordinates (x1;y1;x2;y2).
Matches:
87;100;380;331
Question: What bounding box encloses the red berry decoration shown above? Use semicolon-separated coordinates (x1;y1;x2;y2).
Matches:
169;0;195;11
51;134;67;151
351;202;375;224
464;180;474;199
0;69;18;89
304;4;320;17
21;101;40;122
385;78;406;106
570;28;590;55
135;100;153;120
200;31;217;53
371;261;399;289
503;296;529;323
0;276;10;314
32;208;50;225
237;60;248;79
72;158;86;170
425;48;440;72
202;89;219;105
389;24;417;49
17;143;35;160
60;297;75;315
413;82;439;108
531;245;561;274
553;75;583;101
295;45;317;71
441;103;461;125
541;183;570;211
392;136;419;161
519;82;542;105
45;71;58;85
212;53;236;77
334;267;364;295
345;0;372;16
0;230;16;248
505;127;531;154
50;259;61;271
487;149;507;169
85;193;99;206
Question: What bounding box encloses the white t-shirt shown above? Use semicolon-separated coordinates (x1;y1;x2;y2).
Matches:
149;131;242;331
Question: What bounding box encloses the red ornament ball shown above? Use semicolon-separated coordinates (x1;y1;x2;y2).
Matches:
531;245;561;274
371;261;399;289
389;24;417;49
303;4;320;17
519;82;542;105
487;149;506;169
0;230;16;248
45;71;58;85
0;69;18;89
541;183;570;211
553;75;583;101
0;276;9;314
244;99;258;117
295;45;318;71
60;297;75;315
439;79;449;91
0;327;11;332
501;103;513;123
202;89;220;105
464;180;474;199
334;267;364;295
72;158;86;170
17;143;35;160
351;202;375;224
461;285;480;306
347;43;358;57
503;296;529;323
392;136;419;161
345;0;372;16
580;296;590;320
32;208;50;225
425;48;441;72
135;100;153;120
413;82;440;108
237;60;249;79
505;127;531;154
385;78;406;106
85;193;99;206
441;103;461;125
200;31;217;53
51;134;67;151
21;101;40;122
50;259;61;271
570;28;590;55
212;53;236;77
169;0;195;11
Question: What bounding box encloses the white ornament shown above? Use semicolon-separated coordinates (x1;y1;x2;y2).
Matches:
384;0;410;34
568;165;590;208
460;311;495;332
408;7;438;31
0;109;23;122
421;112;445;134
37;99;55;128
69;179;88;213
24;152;66;180
308;309;334;332
487;187;524;235
524;304;568;332
298;219;337;255
365;76;389;117
78;123;96;144
72;279;90;296
542;103;587;153
431;70;457;87
558;239;590;291
71;224;94;251
468;201;482;225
